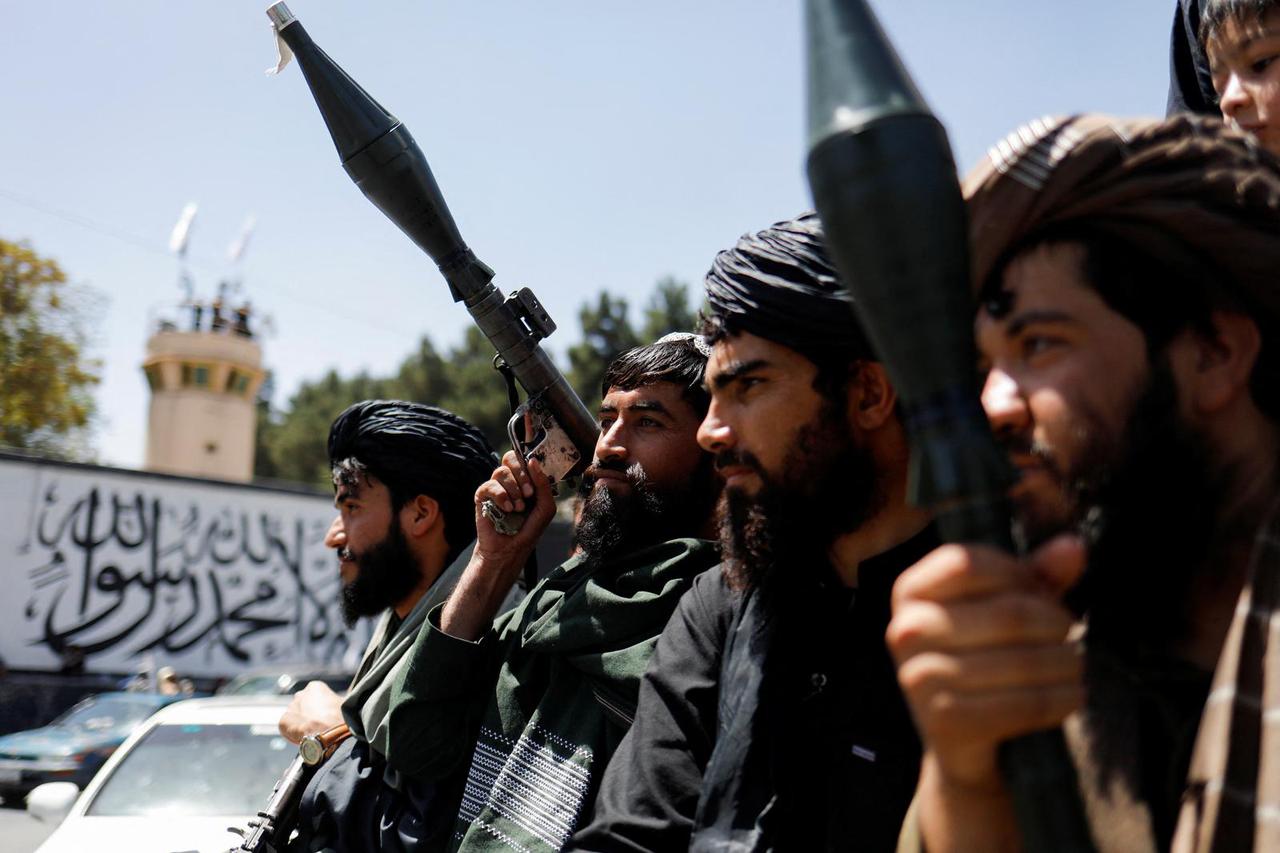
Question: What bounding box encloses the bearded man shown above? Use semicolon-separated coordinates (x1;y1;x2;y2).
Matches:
383;336;721;853
277;400;497;852
888;114;1280;853
571;214;936;852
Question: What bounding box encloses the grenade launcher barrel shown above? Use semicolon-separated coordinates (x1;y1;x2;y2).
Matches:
803;1;1096;850
265;3;597;476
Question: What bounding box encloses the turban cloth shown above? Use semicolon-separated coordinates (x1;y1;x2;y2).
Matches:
703;212;872;357
964;113;1280;328
328;400;497;548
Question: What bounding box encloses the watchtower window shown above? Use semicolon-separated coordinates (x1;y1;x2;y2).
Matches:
144;365;163;391
181;363;211;388
225;369;251;396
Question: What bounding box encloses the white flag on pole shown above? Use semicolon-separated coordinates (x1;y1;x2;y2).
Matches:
168;202;199;256
227;215;257;264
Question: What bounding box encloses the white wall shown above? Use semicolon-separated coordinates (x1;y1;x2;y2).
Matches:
0;454;367;678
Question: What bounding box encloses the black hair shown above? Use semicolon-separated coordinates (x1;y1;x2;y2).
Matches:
981;223;1280;420
328;401;497;564
1200;0;1280;50
601;336;711;416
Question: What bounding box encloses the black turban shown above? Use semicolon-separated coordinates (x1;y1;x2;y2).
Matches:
703;212;873;358
328;400;498;556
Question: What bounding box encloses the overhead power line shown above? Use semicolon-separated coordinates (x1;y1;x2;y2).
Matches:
0;186;420;340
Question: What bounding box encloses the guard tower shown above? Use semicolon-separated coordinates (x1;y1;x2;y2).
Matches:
142;299;264;481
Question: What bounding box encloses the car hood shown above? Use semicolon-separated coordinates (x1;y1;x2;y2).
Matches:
37;814;251;853
0;726;123;758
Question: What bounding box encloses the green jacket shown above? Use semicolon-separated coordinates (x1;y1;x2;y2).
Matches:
387;537;719;853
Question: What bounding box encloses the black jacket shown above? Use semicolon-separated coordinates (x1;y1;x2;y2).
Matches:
571;529;937;852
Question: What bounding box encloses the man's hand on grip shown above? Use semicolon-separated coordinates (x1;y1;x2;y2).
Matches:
278;681;346;745
886;535;1086;790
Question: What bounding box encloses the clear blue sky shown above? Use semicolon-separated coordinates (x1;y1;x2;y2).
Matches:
0;1;1174;469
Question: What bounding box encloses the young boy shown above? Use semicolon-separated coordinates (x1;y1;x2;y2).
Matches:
1200;0;1280;155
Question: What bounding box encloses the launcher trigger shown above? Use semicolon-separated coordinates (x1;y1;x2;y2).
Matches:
507;395;583;488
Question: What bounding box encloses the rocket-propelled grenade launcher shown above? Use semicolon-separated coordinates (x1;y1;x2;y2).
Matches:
803;1;1096;850
265;2;597;533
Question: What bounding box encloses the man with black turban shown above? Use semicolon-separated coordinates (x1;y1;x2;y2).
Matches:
382;337;722;853
890;114;1280;853
572;213;938;852
276;400;497;852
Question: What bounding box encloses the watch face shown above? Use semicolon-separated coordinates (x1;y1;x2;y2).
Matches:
300;736;324;765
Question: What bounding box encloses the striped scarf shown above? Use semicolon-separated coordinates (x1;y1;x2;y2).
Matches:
1174;498;1280;851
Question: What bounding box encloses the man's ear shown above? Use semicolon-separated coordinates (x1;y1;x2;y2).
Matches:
847;361;898;430
402;494;441;539
1174;310;1261;415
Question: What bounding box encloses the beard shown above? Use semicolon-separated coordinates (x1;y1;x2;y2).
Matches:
339;518;422;628
717;400;883;605
1016;358;1224;653
572;454;717;569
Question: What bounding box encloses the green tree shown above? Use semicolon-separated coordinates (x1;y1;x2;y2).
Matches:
252;276;700;486
0;239;100;458
566;292;640;405
386;336;452;406
640;276;697;341
253;331;516;485
260;369;393;487
252;370;280;480
438;326;521;451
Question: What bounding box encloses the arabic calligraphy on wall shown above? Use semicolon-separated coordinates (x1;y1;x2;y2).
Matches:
0;457;359;676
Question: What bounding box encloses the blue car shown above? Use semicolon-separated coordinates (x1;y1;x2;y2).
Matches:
0;691;185;798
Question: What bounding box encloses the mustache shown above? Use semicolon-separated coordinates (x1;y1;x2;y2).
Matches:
998;434;1060;474
582;459;648;487
713;449;764;475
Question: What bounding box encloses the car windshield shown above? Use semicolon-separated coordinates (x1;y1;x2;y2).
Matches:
85;722;294;816
219;675;289;695
219;673;350;695
50;696;158;732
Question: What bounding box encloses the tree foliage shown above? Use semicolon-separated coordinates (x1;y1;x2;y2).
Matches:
641;275;699;342
566;292;641;406
255;276;697;486
434;327;520;447
0;239;100;458
256;369;391;486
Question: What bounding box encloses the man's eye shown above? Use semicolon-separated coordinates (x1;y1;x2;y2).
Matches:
599;418;615;431
1253;54;1277;74
639;417;662;428
1021;335;1060;358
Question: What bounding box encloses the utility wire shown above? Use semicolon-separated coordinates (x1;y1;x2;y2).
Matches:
0;186;223;270
0;186;422;341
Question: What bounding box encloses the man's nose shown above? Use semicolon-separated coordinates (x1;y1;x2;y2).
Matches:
980;368;1031;440
697;401;734;453
595;421;628;464
323;515;346;549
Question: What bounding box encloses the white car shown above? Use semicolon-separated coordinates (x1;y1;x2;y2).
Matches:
29;695;296;853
